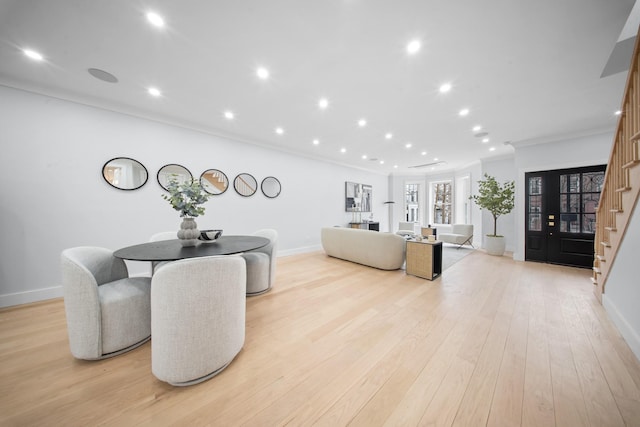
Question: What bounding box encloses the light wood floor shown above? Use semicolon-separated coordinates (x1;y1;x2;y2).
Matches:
1;250;640;426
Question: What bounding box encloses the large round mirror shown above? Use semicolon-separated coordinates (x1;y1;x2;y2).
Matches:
102;157;148;191
233;173;257;197
157;164;193;191
200;169;229;195
261;176;281;198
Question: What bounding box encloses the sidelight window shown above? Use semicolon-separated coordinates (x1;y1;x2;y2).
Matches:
527;176;542;231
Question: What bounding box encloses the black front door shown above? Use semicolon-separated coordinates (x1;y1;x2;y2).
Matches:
525;165;605;268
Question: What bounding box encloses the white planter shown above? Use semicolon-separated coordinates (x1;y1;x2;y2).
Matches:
485;235;506;256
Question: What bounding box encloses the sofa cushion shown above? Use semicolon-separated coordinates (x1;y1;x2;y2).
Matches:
438;224;473;245
321;227;406;270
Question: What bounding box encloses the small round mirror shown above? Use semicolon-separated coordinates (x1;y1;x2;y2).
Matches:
102;157;148;191
261;176;281;198
200;169;229;195
233;173;257;197
157;164;193;191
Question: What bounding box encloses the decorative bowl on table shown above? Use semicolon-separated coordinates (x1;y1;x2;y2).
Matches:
198;229;223;241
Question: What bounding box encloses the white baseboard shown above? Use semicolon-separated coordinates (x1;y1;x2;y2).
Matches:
603;294;640;363
1;245;325;308
277;244;322;257
0;286;63;308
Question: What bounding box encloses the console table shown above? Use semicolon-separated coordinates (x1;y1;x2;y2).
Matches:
406;240;443;280
349;222;380;231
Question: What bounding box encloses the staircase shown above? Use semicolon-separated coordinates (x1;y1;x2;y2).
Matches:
592;31;640;301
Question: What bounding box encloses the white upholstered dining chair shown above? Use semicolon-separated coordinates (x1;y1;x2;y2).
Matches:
60;246;151;360
151;255;246;386
149;231;176;274
241;229;278;296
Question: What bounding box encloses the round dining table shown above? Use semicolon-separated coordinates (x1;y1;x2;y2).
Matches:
113;235;269;262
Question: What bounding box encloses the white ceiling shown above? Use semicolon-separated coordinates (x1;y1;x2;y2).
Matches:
0;0;636;174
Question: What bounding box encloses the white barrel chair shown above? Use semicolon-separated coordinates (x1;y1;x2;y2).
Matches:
241;229;278;296
148;231;177;274
151;255;246;386
60;246;151;360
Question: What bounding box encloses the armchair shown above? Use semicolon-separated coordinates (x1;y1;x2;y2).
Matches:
60;246;151;360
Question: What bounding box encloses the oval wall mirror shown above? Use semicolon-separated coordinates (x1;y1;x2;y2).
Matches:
102;157;148;191
233;173;257;197
200;169;229;195
261;176;281;198
157;164;193;191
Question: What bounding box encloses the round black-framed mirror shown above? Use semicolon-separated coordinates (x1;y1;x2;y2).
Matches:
261;176;281;198
233;173;258;197
102;157;148;191
200;169;229;195
157;164;193;191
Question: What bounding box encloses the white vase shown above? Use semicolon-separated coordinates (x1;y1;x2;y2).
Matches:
485;235;506;256
177;217;199;247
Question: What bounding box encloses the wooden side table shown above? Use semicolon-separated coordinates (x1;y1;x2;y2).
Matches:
406;240;443;280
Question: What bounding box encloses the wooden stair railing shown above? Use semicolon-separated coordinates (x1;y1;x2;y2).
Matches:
593;28;640;301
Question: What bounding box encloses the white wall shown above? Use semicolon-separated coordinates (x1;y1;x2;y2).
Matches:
0;86;388;307
512;132;613;261
603;197;640;361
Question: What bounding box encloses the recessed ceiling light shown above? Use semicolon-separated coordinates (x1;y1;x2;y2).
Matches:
340;148;346;153
379;160;385;165
421;151;427;156
256;67;270;80
482;137;490;143
439;83;452;93
148;87;162;97
313;139;320;145
385;133;393;140
23;49;43;61
434;157;439;161
405;143;412;148
358;119;367;127
275;127;284;135
394;165;398;169
224;111;234;120
489;147;496;151
472;125;482;132
362;155;367;159
459;108;470;116
615;110;622;115
146;12;165;28
318;98;329;109
406;39;421;55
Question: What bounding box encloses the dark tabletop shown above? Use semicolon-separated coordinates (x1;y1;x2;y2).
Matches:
113;235;269;261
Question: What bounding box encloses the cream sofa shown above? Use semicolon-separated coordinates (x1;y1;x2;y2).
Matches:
321;227;406;270
438;224;474;248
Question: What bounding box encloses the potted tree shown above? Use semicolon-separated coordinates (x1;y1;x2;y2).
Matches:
471;174;515;256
